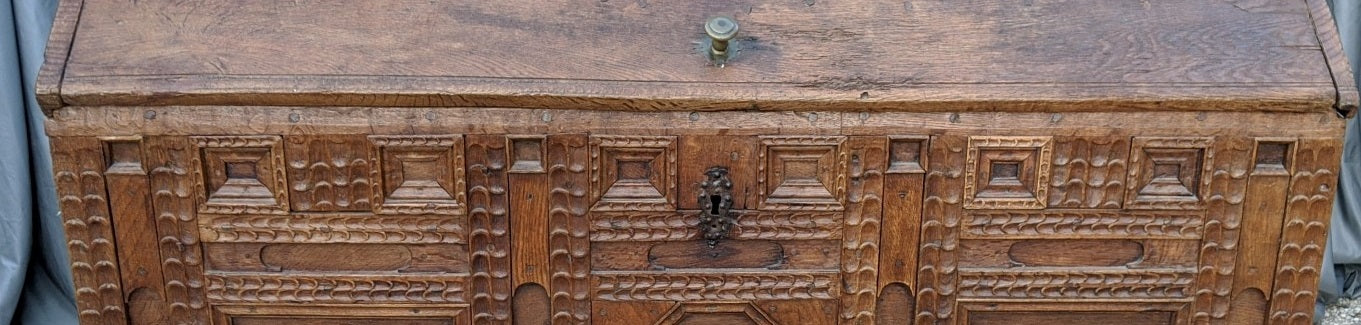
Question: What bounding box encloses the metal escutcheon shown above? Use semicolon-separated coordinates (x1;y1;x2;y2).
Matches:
697;166;735;246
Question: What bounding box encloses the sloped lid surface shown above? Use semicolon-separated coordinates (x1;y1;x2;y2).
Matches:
40;0;1355;114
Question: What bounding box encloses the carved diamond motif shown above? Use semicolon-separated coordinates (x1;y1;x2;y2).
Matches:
656;302;778;325
963;136;1053;209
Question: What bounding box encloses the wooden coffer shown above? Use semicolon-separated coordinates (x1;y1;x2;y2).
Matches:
36;0;1359;324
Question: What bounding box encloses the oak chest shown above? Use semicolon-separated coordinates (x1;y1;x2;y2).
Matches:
38;0;1358;324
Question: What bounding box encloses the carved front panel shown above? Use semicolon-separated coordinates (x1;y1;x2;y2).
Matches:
65;131;1339;325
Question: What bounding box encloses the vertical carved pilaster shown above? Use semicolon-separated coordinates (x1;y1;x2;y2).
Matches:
915;135;966;325
842;137;885;324
468;135;513;324
1192;137;1251;323
548;134;590;324
147;136;209;324
1268;138;1341;325
52;137;127;325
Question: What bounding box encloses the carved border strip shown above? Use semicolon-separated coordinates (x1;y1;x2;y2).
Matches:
191;135;290;215
592;271;840;301
148;137;210;324
548;135;591;325
916;135;966;324
467;135;512;324
841;137;884;323
52;137;127;324
963;210;1204;239
958;269;1196;299
1268;138;1341;324
205;274;467;304
198;213;467;244
588;211;842;242
1191;137;1251;322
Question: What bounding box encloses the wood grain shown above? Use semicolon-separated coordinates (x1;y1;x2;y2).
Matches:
145;136;209;324
100;137;167;324
547;134;590;325
1191;136;1252;323
915;135;966;324
52;137;126;325
842;136;885;324
1268;138;1342;325
468;135;514;324
41;0;1346;114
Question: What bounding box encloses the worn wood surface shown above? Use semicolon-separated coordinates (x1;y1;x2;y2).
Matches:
40;1;1357;325
36;0;1356;116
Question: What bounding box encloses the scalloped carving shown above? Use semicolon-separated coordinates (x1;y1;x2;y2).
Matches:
1268;138;1340;324
200;214;466;244
53;137;127;324
284;135;372;212
593;272;838;301
588;211;841;242
1048;136;1129;208
964;211;1203;239
205;274;467;304
958;270;1195;298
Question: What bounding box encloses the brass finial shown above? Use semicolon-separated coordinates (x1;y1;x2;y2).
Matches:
705;16;739;59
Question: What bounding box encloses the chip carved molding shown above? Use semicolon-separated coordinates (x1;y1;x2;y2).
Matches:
200;213;466;244
205;274;467;304
588;211;842;242
957;269;1196;299
592;272;839;301
964;210;1204;239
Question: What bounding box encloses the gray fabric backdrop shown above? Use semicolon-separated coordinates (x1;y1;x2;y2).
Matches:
0;1;1357;324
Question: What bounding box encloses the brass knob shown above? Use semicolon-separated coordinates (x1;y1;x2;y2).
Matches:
705;16;739;58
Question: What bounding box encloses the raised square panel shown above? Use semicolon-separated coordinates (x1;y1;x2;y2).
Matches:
193;136;289;214
888;135;928;174
590;135;677;211
757;136;846;211
1126;137;1212;210
963;136;1053;210
369;135;466;215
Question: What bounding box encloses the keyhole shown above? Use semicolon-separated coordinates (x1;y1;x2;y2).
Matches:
709;195;723;215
